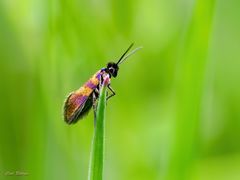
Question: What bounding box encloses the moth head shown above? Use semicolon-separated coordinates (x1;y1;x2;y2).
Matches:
106;62;119;78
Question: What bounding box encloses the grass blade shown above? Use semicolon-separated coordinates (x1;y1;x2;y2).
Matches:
88;76;109;180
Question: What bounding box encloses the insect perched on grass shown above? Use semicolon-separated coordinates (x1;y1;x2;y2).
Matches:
63;43;142;124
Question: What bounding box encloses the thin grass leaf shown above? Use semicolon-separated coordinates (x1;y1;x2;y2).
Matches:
88;76;110;180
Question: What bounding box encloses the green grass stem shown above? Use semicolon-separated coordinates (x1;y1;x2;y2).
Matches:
88;77;109;180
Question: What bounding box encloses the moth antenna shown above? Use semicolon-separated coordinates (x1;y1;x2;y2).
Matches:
116;43;134;65
117;46;142;65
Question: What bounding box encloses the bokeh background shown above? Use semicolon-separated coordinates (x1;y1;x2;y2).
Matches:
0;0;240;179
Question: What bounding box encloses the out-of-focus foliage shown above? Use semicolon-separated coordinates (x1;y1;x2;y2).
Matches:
0;0;240;179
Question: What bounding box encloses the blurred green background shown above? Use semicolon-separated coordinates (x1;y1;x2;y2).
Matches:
0;0;240;179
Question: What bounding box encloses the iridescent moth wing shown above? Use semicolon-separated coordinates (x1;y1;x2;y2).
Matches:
64;71;102;124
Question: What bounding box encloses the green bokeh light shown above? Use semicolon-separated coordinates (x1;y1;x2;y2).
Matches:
0;0;240;179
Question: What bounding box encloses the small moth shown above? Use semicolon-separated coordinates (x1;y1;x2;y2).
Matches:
64;43;141;124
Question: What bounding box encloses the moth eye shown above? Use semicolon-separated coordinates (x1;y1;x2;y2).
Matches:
109;68;114;73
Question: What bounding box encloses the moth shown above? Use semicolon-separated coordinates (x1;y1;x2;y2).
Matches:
64;43;141;124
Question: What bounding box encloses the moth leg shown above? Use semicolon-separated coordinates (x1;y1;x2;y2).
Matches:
95;87;99;95
99;74;103;88
92;91;98;126
107;84;116;100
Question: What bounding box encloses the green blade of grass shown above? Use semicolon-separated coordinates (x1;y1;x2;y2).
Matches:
88;77;109;180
